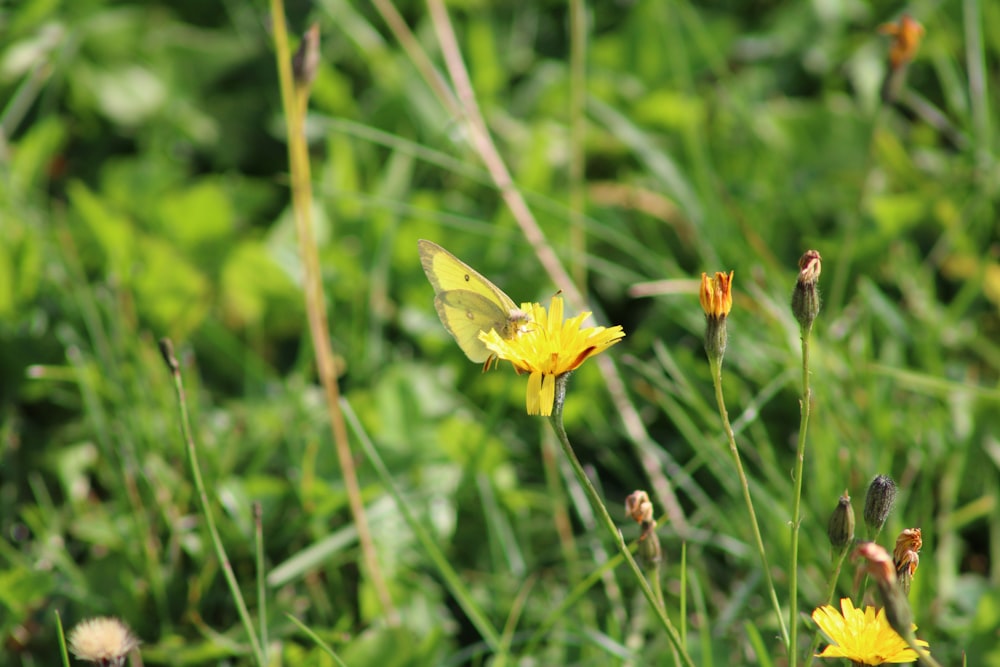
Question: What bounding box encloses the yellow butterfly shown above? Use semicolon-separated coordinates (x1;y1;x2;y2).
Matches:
418;239;530;365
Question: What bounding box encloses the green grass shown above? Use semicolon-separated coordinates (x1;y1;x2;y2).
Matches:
2;0;999;665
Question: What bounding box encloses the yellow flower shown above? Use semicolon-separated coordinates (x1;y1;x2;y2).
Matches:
812;598;930;665
479;296;625;416
699;271;733;319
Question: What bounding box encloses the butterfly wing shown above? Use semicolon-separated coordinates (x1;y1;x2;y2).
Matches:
418;239;524;362
434;290;514;362
418;240;519;313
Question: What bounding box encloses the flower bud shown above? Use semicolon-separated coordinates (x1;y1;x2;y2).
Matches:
878;14;925;71
853;541;896;588
293;24;321;87
625;490;661;567
700;271;733;362
863;474;897;538
827;491;855;554
625;490;654;525
791;250;822;332
854;541;921;649
893;528;922;596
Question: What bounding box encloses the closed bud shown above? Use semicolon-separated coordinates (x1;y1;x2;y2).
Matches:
863;474;897;538
292;24;321;88
853;541;896;588
827;491;855;554
880;576;916;642
625;490;661;567
791;250;822;332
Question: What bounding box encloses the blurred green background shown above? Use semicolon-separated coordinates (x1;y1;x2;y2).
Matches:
2;0;999;665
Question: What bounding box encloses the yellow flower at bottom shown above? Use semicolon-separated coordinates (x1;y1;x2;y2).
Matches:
812;598;929;665
479;296;625;416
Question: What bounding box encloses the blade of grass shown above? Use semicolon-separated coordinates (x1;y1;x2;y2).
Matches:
157;339;264;665
285;614;350;667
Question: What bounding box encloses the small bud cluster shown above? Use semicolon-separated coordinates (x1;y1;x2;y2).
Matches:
831;475;926;652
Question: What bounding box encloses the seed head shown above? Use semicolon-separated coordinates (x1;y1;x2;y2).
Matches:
67;617;140;667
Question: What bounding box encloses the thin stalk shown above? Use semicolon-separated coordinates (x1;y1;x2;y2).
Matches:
904;635;943;667
679;541;687;650
268;0;396;621
789;324;814;665
803;547;850;667
55;611;70;667
651;561;665;610
708;357;790;647
548;375;695;667
158;339;265;665
253;502;269;661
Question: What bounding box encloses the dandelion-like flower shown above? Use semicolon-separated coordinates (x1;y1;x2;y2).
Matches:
479;296;624;416
67;617;140;667
812;598;929;665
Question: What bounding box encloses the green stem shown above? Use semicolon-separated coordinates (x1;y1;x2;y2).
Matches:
708;357;790;647
803;547;849;667
159;339;265;665
651;559;666;611
789;323;814;664
903;630;943;667
55;611;70;667
254;502;269;662
548;375;695;667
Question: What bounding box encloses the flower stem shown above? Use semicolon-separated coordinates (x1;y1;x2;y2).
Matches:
548;375;695;667
708;357;790;648
789;323;814;664
803;547;850;667
902;630;943;667
158;339;265;665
